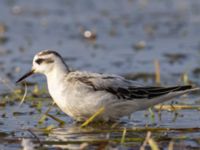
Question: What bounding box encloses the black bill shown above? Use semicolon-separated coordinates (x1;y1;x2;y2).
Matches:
16;69;35;83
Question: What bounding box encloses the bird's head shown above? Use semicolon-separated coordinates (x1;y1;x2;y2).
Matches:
16;50;68;83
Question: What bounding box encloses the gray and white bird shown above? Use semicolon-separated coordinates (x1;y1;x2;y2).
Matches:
16;50;199;122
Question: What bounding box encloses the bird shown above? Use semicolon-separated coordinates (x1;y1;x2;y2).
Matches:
16;50;199;122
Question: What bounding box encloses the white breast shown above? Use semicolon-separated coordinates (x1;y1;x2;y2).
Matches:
47;76;73;116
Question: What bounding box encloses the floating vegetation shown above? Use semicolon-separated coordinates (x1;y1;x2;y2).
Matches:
193;68;200;77
154;104;200;111
1;126;200;149
148;108;155;123
0;36;8;45
38;102;55;124
164;53;187;64
0;132;8;138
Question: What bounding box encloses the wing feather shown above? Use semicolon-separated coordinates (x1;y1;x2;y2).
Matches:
66;71;192;100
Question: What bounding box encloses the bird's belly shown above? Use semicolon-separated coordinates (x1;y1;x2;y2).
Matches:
48;86;119;121
48;88;87;120
50;92;75;117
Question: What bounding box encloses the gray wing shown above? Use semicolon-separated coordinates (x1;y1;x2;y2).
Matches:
67;71;192;100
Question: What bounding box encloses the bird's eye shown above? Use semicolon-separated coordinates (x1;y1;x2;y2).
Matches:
35;58;44;64
35;58;54;65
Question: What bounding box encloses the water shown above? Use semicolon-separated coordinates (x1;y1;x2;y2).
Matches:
0;0;200;149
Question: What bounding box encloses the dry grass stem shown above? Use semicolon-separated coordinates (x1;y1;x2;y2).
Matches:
140;131;160;150
168;141;174;150
19;82;28;106
140;131;151;150
154;104;200;111
154;59;160;85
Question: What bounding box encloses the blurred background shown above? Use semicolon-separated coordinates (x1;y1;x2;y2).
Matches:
0;0;200;149
0;0;200;85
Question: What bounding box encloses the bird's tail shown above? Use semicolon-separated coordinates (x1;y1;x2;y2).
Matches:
137;85;199;111
106;85;199;120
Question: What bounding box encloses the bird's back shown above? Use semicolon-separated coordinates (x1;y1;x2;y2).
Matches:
51;71;197;121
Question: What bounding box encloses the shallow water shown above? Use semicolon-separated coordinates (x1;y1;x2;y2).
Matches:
0;0;200;149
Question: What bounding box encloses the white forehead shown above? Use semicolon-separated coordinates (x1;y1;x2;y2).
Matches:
33;50;63;64
33;54;39;60
33;54;48;62
34;51;54;59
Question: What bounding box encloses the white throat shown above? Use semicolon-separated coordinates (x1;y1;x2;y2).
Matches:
45;62;69;110
46;62;69;84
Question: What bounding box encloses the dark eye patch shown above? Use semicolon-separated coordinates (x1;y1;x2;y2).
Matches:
45;58;54;63
35;58;44;64
35;58;54;65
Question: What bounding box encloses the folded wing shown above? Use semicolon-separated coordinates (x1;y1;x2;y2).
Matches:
67;71;193;100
